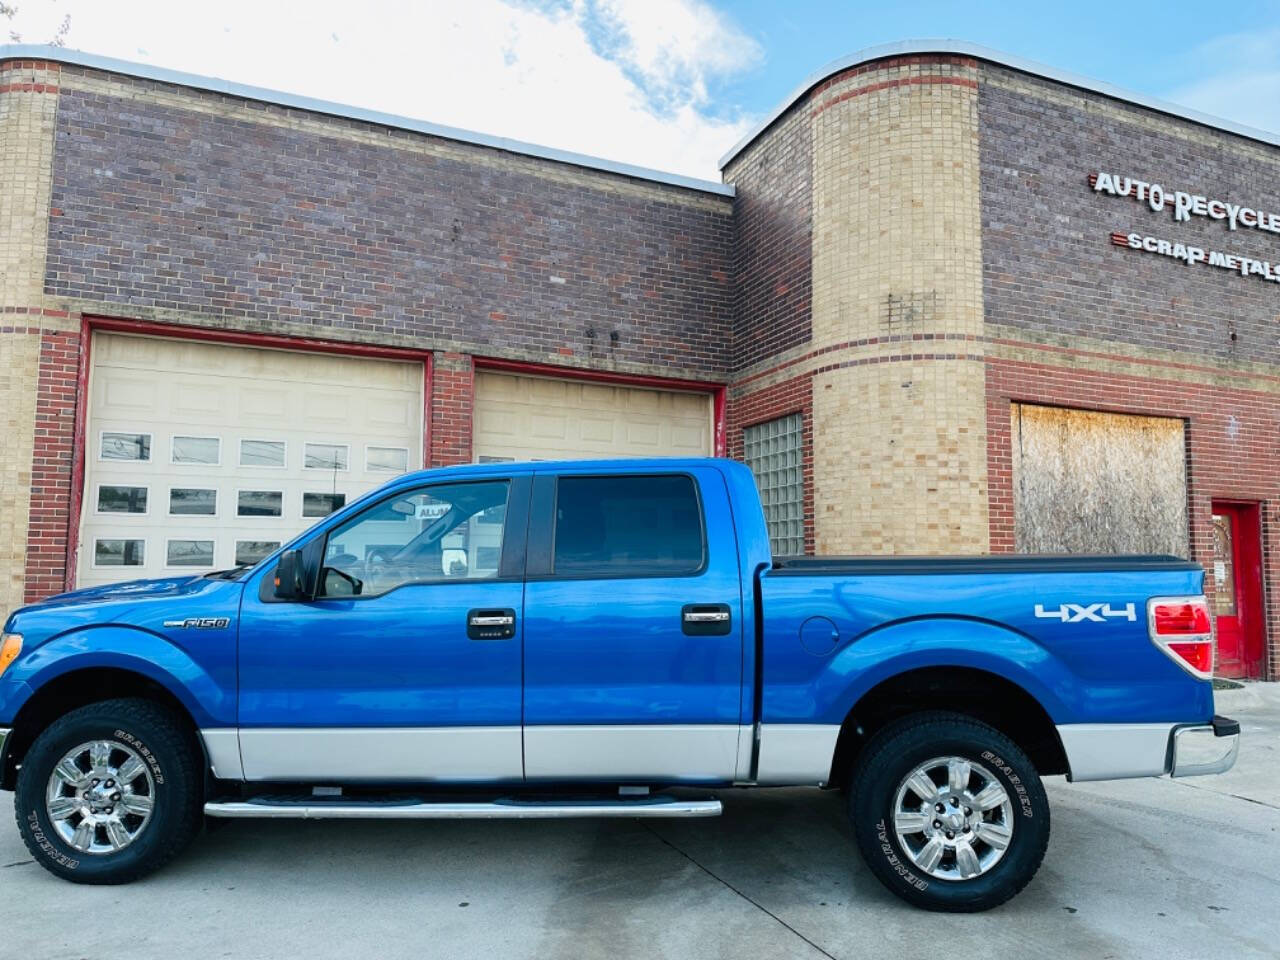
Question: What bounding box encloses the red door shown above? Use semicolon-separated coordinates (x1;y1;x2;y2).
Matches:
1210;501;1265;679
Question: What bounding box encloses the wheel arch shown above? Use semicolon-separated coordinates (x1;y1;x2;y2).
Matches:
2;666;209;791
828;665;1070;789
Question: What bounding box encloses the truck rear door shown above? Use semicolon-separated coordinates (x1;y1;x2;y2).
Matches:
521;465;745;782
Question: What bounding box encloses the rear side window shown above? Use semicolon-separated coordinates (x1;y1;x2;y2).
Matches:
553;475;705;577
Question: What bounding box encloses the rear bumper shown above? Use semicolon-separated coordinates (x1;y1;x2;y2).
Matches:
1170;715;1240;778
1057;715;1239;782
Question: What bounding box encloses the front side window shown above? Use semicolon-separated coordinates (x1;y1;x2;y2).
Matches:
319;480;509;598
552;475;704;578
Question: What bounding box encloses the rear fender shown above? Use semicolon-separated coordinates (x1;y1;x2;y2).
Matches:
788;618;1074;725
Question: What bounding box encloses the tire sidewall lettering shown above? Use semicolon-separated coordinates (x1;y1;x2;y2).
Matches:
875;818;929;891
27;810;80;870
113;728;165;785
980;750;1034;819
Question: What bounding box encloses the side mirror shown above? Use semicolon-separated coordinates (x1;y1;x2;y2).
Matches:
273;549;307;600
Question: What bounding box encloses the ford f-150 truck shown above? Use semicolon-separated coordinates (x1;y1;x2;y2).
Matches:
0;458;1239;911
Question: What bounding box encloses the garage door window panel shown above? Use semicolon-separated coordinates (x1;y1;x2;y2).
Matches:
100;431;151;462
93;539;145;567
171;435;221;466
305;443;349;471
319;480;511;599
167;539;215;568
96;485;148;515
239;439;287;469
303;492;347;518
550;475;706;579
236;540;281;567
169;487;217;516
366;446;409;473
238;490;283;518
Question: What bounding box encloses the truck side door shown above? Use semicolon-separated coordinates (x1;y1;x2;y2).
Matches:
237;475;528;781
521;465;745;782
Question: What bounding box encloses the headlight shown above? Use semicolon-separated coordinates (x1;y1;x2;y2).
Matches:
0;633;22;677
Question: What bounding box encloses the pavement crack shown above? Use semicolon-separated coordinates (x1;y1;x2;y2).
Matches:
1168;778;1280;811
641;822;838;960
2;859;35;868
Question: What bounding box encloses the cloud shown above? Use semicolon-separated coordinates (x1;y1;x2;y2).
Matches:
1164;28;1280;137
4;0;762;180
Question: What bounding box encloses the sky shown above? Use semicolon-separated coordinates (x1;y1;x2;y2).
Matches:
5;0;1280;181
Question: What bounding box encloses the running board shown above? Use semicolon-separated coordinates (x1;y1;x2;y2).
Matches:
204;794;722;820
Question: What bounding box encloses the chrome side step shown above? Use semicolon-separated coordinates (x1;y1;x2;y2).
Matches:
204;794;722;820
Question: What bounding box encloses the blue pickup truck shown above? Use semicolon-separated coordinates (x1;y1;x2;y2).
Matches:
0;458;1238;910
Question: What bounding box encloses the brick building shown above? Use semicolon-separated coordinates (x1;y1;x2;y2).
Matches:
1;41;1276;679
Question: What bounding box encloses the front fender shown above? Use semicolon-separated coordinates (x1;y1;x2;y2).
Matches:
7;625;234;727
765;617;1075;725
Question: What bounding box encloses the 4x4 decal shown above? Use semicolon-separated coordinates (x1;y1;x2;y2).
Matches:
1033;602;1137;623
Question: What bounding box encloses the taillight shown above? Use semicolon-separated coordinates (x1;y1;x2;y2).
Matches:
1147;596;1214;679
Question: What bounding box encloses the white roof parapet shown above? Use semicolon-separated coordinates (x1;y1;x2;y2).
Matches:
0;43;735;199
718;38;1280;169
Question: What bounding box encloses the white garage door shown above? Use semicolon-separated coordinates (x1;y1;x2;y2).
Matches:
78;333;423;587
472;371;712;462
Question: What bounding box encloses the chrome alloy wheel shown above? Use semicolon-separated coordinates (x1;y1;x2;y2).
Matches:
45;740;155;855
892;755;1014;881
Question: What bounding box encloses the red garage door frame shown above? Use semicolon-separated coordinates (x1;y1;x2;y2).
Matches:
472;356;728;457
65;315;435;591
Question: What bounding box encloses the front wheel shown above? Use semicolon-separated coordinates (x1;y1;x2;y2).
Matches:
15;698;203;883
849;711;1050;912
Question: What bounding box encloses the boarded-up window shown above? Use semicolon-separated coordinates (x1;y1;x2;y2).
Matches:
1011;405;1189;557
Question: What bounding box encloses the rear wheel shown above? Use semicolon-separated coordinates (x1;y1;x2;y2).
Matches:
849;711;1050;912
15;698;203;883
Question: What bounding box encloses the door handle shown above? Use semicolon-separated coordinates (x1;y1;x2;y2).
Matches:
681;603;732;636
683;610;729;623
467;608;517;641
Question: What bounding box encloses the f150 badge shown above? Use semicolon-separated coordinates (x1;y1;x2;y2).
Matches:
163;617;230;629
1033;603;1136;623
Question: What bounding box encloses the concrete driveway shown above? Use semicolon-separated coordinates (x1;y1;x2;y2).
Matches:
2;684;1276;960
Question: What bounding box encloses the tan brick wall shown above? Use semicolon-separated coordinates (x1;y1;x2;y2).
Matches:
0;60;60;614
808;58;989;554
0;333;41;615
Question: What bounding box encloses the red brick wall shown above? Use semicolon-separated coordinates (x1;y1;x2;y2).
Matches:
726;372;816;555
24;328;81;601
986;354;1279;679
430;353;474;467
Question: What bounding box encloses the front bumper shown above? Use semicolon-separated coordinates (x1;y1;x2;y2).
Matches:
1170;715;1240;778
0;726;10;785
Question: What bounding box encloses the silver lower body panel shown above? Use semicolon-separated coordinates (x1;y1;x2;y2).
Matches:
204;795;723;820
1057;718;1240;782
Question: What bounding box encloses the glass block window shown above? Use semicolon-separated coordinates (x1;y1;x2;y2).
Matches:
743;413;805;556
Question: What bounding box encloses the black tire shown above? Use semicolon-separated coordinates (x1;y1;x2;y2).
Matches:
849;711;1050;912
15;698;203;884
